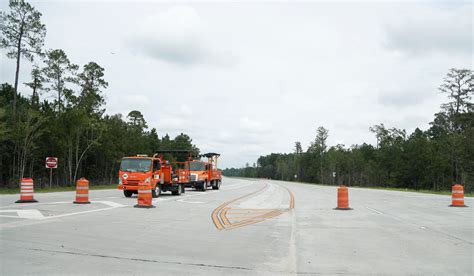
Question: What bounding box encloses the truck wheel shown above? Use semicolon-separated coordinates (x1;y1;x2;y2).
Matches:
172;185;182;196
123;190;133;197
152;185;161;198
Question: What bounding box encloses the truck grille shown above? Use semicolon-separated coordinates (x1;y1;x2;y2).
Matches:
125;180;140;185
190;174;197;182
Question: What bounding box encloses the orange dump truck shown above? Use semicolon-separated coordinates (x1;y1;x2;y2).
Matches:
117;154;185;198
188;153;222;191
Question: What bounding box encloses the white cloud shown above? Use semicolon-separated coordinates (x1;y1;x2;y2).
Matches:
127;5;234;66
382;3;472;55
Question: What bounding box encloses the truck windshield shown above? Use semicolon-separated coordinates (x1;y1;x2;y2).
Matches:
120;158;152;172
189;161;205;171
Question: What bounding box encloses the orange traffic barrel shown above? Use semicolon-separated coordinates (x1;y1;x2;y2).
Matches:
15;178;38;203
335;185;352;210
73;178;91;204
449;184;468;207
134;181;155;208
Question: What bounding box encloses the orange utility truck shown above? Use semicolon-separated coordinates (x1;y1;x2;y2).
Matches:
188;153;222;191
117;154;185;198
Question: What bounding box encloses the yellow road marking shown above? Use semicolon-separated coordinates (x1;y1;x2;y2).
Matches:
221;208;231;226
211;182;295;231
211;184;268;230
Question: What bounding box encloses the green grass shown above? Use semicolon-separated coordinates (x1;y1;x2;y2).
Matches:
0;184;117;194
349;186;474;197
225;176;474;197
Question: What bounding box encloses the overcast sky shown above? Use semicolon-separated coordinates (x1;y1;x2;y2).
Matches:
1;0;472;168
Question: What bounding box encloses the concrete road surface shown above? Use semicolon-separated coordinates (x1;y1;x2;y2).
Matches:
1;177;472;275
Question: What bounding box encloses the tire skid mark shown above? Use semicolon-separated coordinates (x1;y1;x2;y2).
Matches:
211;183;268;230
211;182;295;231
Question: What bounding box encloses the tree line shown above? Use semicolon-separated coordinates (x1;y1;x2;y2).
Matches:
224;69;474;193
0;1;199;188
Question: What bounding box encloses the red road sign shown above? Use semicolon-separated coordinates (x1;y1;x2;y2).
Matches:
45;157;58;169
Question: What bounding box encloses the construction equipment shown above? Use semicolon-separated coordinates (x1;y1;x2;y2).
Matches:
117;153;185;198
153;150;190;196
187;153;222;191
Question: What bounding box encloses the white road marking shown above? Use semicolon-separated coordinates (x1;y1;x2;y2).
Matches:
42;207;120;220
18;210;45;219
176;199;205;204
92;201;125;208
0;209;44;219
365;206;384;215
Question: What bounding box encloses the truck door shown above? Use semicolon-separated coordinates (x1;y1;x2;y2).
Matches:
152;159;161;185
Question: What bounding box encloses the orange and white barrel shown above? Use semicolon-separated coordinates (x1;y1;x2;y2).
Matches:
450;184;467;207
134;181;155;208
335;185;351;210
73;178;91;204
15;178;38;203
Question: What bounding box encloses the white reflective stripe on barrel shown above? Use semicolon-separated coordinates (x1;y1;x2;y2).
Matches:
452;191;464;194
76;194;89;197
21;193;34;196
76;186;89;190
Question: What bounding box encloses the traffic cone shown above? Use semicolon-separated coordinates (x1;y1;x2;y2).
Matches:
134;181;155;208
15;178;38;203
449;184;468;207
73;178;91;204
335;185;352;210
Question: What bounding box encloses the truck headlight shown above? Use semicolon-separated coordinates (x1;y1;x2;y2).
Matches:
145;177;151;183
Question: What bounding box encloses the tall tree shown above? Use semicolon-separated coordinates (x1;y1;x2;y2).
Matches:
76;62;108;114
315;126;329;183
127;110;148;130
24;65;44;106
439;69;473;125
14;109;45;181
435;68;473;184
0;0;46;115
294;141;303;154
42;49;78;112
369;123;388;148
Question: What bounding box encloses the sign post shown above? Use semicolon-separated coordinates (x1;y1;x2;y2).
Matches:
45;157;58;188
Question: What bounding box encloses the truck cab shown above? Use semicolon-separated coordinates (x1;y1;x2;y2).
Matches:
187;153;222;191
118;155;161;198
188;160;209;191
117;154;185;198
